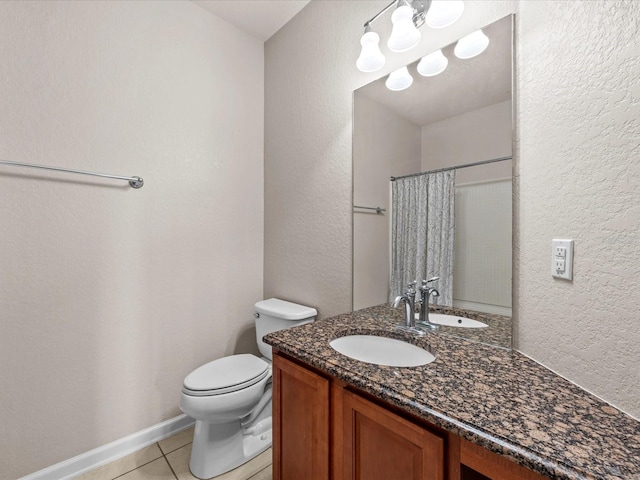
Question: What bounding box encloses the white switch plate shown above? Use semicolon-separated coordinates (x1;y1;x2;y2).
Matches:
552;239;574;280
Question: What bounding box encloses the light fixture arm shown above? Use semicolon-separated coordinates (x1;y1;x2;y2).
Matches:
363;0;431;30
363;0;396;29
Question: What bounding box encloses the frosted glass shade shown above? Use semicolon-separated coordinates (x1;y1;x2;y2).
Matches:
425;1;465;29
387;5;421;53
385;66;413;91
454;29;490;59
417;49;448;77
356;31;386;72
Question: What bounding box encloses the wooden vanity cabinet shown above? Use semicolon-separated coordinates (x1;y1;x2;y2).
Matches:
273;351;547;480
273;352;444;480
272;351;330;480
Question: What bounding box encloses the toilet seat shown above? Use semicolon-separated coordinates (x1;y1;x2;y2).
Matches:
183;354;269;397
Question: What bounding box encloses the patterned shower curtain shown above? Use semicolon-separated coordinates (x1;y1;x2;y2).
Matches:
390;170;455;306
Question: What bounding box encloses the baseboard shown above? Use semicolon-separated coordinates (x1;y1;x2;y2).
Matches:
19;414;195;480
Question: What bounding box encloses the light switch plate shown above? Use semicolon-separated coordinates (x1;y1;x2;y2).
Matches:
552;239;574;280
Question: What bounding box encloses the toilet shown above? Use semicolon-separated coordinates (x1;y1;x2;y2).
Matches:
180;298;317;479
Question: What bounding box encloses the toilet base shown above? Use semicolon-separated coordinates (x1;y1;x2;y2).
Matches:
189;416;272;479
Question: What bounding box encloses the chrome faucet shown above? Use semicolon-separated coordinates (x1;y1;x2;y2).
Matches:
418;277;440;330
393;281;424;335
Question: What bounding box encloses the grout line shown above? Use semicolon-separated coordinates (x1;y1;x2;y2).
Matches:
109;454;163;480
159;441;180;480
161;453;179;480
108;442;182;480
160;440;193;456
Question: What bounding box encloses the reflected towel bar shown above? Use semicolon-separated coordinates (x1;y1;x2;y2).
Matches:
354;205;386;214
0;159;144;188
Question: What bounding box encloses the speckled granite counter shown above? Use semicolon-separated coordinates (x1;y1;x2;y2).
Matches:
264;304;640;480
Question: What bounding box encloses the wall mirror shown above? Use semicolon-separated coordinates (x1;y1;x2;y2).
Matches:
352;15;514;348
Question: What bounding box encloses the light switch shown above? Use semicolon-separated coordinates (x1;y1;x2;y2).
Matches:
552;239;574;280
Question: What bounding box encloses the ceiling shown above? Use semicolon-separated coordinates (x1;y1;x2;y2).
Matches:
193;0;311;41
357;15;512;127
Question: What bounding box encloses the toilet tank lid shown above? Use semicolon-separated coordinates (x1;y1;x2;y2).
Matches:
255;298;317;320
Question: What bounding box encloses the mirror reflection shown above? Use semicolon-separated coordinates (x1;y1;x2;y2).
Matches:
353;15;513;348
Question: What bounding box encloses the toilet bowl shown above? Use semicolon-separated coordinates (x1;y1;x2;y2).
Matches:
180;298;316;480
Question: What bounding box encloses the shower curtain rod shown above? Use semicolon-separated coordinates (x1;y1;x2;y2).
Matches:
390;155;512;182
0;159;144;188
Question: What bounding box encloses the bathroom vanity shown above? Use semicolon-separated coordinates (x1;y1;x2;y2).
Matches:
264;305;640;480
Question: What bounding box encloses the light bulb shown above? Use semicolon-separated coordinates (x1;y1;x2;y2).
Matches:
425;1;465;29
454;29;490;59
417;49;448;77
387;4;421;53
356;30;386;72
385;66;413;91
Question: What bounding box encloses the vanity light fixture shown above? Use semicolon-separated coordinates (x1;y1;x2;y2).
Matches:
417;49;448;76
356;26;386;72
385;66;414;91
387;3;422;52
356;0;464;73
424;0;465;29
454;29;490;59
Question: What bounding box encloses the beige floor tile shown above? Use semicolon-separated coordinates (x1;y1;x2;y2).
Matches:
159;426;195;454
247;466;272;480
75;444;163;480
117;457;176;480
166;444;272;480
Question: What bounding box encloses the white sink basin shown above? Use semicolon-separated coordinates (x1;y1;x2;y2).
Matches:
416;313;488;328
329;335;435;367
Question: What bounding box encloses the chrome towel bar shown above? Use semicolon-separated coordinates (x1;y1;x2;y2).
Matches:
0;159;144;188
354;205;386;214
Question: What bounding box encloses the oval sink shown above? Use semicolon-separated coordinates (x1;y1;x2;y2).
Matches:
329;335;435;367
416;313;488;328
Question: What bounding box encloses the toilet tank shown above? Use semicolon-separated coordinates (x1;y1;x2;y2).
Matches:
255;298;317;360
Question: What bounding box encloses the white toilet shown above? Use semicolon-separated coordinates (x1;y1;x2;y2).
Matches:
180;298;317;479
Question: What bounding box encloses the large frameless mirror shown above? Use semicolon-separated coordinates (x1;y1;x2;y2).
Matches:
352;14;514;348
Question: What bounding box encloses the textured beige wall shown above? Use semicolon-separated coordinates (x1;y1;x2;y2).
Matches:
265;0;640;419
515;0;639;418
0;2;263;478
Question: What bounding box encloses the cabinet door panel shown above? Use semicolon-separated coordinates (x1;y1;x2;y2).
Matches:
273;353;330;480
342;390;444;480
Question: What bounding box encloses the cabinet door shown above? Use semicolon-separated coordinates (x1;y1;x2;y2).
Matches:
272;353;330;480
340;389;444;480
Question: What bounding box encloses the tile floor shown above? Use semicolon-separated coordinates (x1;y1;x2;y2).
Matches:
75;426;272;480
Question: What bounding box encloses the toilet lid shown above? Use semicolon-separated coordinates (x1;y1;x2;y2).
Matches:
183;354;269;396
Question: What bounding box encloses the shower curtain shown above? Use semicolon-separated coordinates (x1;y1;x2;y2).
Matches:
390;170;455;306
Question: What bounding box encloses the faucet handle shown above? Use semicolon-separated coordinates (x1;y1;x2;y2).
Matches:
406;281;417;294
420;276;439;290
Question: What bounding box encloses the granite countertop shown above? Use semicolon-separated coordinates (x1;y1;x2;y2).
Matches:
264;304;640;480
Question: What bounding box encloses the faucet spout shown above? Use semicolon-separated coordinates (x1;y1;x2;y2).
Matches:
392;281;419;331
392;295;403;309
418;277;440;329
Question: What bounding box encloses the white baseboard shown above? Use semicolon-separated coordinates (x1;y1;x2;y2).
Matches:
20;414;195;480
